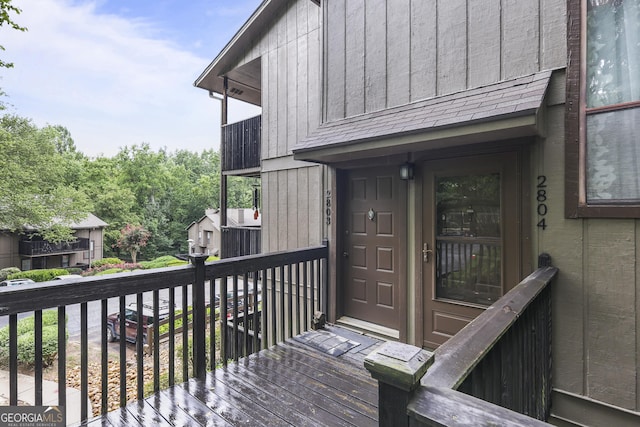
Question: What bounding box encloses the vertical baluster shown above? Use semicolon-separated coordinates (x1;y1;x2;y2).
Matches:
136;293;144;400
153;290;160;392
296;262;301;335
58;307;67;409
81;302;88;421
232;275;239;361
303;262;308;332
252;270;259;355
279;265;285;342
101;299;108;414
261;268;268;350
243;272;249;357
9;314;17;405
34;310;43;406
210;278;216;370
270;267;276;347
500;327;512;410
118;296;126;407
168;287;175;386
310;261;315;321
221;276;228;366
181;284;188;381
287;264;293;339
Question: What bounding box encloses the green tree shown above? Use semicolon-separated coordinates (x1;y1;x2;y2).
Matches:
0;115;91;242
0;0;27;69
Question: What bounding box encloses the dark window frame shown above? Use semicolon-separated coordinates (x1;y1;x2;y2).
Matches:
566;0;640;218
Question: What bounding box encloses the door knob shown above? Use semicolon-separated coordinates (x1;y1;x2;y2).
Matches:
343;252;349;258
422;243;433;262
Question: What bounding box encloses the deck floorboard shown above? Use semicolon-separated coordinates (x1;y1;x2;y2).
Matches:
86;327;381;426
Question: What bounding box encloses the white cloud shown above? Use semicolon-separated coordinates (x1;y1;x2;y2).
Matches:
0;0;260;157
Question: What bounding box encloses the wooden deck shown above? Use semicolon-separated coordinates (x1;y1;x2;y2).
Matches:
87;326;382;426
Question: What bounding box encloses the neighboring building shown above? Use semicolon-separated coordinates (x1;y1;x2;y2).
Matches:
187;208;261;258
0;213;108;270
195;1;640;425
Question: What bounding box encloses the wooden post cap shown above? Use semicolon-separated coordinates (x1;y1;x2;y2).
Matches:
365;342;434;392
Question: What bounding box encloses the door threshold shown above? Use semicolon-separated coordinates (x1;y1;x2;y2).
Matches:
336;316;400;341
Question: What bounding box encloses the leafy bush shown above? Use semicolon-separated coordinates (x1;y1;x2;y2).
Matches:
0;310;66;367
94;268;124;276
86;262;141;276
91;258;123;268
139;256;187;269
0;267;21;281
8;268;70;282
176;335;212;373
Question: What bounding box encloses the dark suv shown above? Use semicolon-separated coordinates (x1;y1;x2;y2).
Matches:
106;301;171;344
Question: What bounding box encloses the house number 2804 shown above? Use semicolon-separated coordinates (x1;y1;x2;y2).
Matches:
536;176;548;230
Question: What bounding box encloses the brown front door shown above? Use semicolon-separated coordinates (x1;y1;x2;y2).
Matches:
422;152;523;349
342;167;404;331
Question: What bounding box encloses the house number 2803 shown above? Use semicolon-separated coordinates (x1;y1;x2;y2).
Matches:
536;176;548;230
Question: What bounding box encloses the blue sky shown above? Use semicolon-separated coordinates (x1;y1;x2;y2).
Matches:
0;0;262;157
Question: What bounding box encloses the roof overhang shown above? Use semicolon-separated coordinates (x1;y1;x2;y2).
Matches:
293;70;554;164
193;0;283;106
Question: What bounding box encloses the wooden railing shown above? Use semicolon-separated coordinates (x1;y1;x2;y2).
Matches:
0;242;327;424
221;115;261;172
409;264;557;426
367;257;557;427
221;226;261;258
19;238;90;256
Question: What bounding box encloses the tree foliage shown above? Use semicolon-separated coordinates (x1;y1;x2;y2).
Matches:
0;0;27;69
1;113;258;261
0;115;91;242
115;224;151;264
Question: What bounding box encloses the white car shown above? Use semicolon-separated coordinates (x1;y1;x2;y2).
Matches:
52;274;84;280
0;278;36;286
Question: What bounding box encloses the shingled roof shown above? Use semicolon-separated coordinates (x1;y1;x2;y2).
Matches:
294;70;553;163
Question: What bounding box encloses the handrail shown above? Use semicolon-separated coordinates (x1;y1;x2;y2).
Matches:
0;242;328;424
407;265;558;426
422;266;557;389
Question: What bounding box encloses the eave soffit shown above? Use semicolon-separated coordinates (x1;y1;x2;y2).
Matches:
193;0;319;105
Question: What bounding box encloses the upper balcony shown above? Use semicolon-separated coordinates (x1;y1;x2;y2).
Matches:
19;238;89;256
222;115;261;176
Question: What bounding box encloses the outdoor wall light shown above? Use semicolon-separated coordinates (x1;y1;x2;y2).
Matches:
400;162;414;180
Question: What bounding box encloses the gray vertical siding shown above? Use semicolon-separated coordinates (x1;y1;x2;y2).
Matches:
409;0;437;102
325;0;566;117
262;166;322;252
345;0;365;117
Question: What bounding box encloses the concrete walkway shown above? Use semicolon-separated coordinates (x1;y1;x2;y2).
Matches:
0;370;88;426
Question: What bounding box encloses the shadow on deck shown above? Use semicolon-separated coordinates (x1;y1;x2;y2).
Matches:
89;326;383;427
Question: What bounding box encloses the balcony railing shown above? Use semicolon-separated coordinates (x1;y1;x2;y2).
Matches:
0;242;327;424
19;238;90;256
221;226;261;258
368;255;558;426
222;115;261;173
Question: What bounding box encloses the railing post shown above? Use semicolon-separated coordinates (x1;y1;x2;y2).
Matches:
365;342;433;427
190;253;209;379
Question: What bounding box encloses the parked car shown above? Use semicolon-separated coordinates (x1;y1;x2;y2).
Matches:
106;300;172;344
52;274;84;280
0;278;36;286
